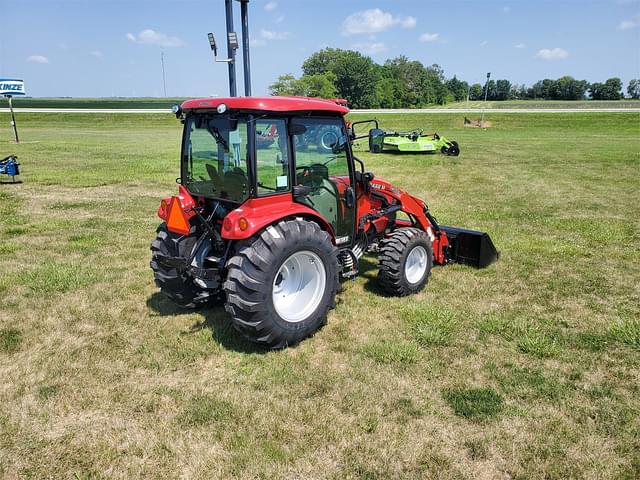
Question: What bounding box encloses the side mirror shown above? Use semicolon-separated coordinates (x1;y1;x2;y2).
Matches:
369;128;385;153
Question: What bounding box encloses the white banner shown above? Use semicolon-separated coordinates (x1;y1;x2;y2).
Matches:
0;79;26;96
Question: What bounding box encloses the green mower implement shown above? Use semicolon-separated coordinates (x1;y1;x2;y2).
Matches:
351;119;460;156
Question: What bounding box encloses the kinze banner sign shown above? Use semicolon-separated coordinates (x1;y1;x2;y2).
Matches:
0;79;26;96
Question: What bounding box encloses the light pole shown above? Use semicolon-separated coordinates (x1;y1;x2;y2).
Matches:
161;51;167;97
480;72;491;127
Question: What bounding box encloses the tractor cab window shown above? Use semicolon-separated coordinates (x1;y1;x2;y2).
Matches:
292;117;354;239
183;115;250;203
255;118;290;195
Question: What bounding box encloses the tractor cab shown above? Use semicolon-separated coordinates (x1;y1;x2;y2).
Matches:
174;96;358;246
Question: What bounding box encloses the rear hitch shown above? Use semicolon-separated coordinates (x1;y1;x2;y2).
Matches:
441;225;499;268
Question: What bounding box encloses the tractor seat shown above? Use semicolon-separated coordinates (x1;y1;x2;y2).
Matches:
221;167;247;202
297;163;329;188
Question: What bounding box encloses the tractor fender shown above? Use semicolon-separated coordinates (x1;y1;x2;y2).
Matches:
221;194;335;241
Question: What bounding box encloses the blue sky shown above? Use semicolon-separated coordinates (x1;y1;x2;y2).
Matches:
1;0;639;98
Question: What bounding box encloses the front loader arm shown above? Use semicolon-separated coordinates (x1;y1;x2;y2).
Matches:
364;179;450;264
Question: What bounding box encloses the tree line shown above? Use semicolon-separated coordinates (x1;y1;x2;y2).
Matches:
269;48;640;108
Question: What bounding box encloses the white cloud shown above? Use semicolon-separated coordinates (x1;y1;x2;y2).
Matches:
250;38;267;48
503;6;511;13
264;1;278;12
419;32;440;43
260;28;289;40
350;42;388;55
515;43;526;49
27;55;49;64
91;50;104;59
535;47;568;60
250;29;290;47
342;9;416;35
401;16;417;29
618;15;640;29
126;29;184;48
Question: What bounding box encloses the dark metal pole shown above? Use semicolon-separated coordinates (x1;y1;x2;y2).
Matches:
480;72;491;127
239;0;252;96
6;96;19;143
225;0;237;97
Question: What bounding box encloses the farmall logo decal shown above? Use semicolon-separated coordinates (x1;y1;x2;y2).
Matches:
0;79;26;96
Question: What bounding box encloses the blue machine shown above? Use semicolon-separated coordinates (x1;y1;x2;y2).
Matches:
0;155;20;182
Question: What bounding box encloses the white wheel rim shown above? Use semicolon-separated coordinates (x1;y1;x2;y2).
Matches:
405;245;428;284
272;250;327;323
321;131;339;150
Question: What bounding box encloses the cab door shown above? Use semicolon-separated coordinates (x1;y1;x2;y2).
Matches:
291;117;356;246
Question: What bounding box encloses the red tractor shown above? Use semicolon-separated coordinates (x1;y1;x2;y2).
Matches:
151;96;498;348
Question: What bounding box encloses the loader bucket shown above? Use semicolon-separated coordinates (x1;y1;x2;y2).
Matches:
441;226;499;268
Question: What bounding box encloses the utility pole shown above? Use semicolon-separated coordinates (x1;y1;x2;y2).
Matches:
480;72;491;127
161;51;167;97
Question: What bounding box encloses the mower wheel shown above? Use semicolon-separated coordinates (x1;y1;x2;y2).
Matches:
316;126;341;153
447;141;460;156
224;219;339;349
378;228;433;296
150;223;210;308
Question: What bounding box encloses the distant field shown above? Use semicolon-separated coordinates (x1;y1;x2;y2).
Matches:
3;97;187;109
0;111;639;478
438;99;640;109
3;97;640;110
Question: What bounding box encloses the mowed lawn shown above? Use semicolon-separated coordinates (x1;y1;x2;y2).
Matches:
0;111;638;479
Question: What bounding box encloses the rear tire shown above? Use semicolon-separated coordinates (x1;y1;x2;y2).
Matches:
224;219;339;349
378;228;433;296
150;223;210;308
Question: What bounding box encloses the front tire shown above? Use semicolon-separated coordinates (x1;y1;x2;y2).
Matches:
224;220;339;348
378;228;433;296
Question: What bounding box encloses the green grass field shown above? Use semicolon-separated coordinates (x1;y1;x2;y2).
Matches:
1;111;639;479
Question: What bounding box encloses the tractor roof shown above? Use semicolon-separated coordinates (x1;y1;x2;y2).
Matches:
180;96;350;115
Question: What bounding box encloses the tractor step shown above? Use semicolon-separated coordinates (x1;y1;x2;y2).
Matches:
441;226;499;268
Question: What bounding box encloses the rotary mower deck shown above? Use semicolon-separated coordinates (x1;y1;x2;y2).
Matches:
351;120;460;156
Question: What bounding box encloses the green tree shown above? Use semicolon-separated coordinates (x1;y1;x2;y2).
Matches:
590;78;623;100
494;79;512;100
302;48;378;108
269;72;338;98
627;79;640;99
269;74;301;96
469;83;483;100
298;72;338;98
446;75;469;102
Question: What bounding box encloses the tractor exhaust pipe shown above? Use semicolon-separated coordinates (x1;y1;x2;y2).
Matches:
441;225;499;268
